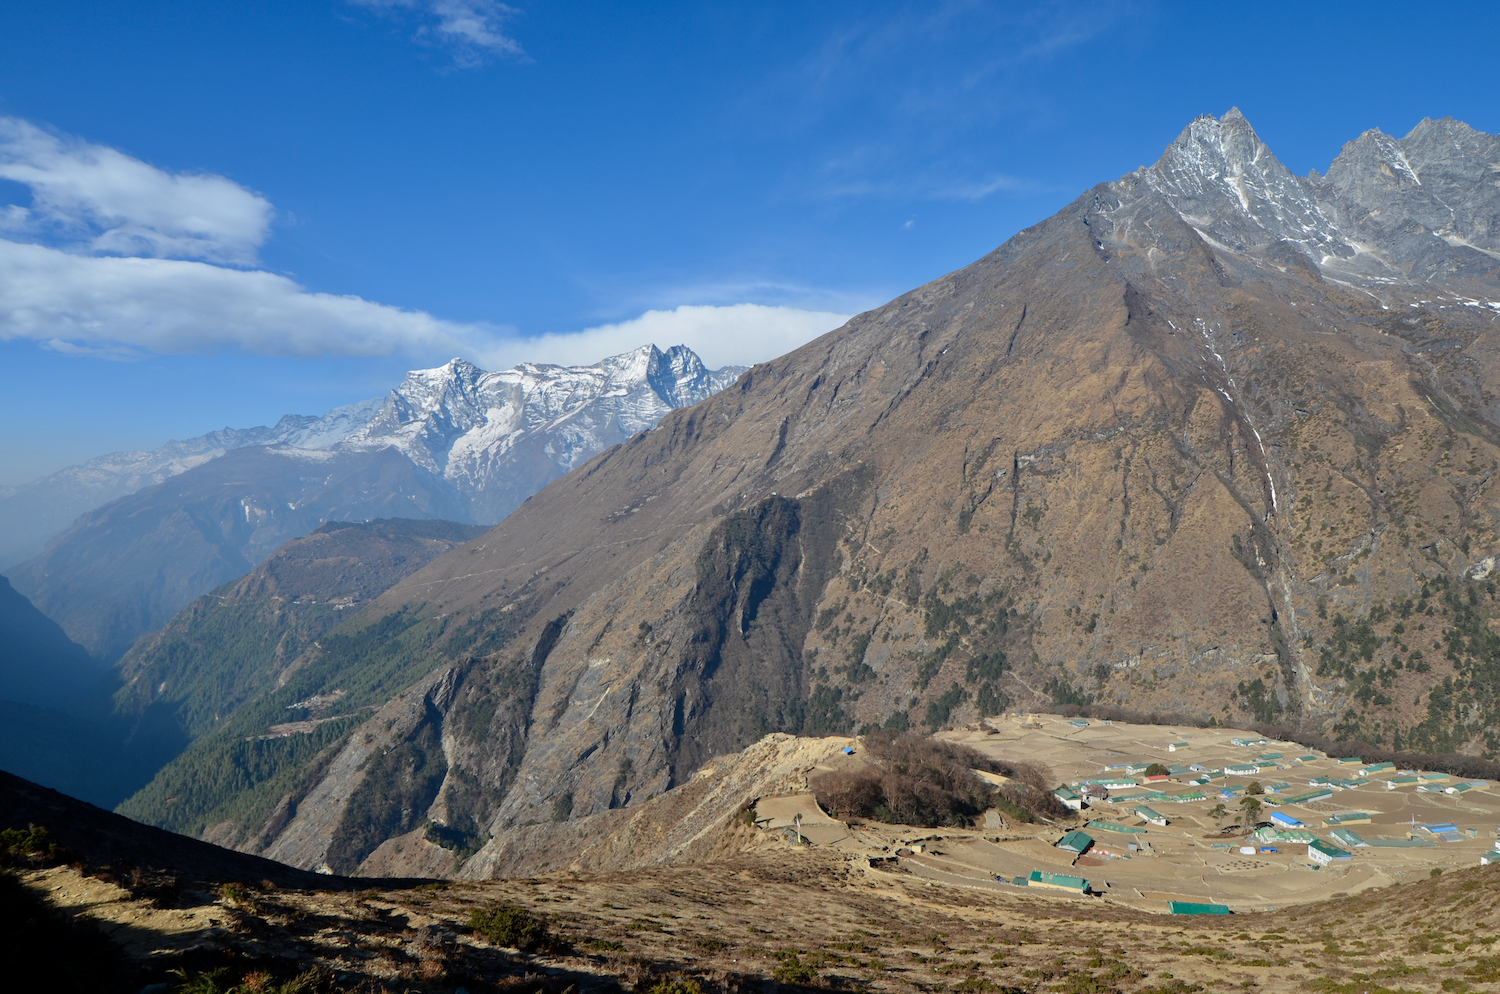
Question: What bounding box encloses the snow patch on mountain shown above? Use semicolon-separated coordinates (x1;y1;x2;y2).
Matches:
1114;108;1500;291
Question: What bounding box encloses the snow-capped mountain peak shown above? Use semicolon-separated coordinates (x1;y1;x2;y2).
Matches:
0;343;745;567
1139;107;1350;262
331;343;745;519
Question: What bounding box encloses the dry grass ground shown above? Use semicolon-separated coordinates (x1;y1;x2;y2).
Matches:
13;719;1500;994
17;843;1500;994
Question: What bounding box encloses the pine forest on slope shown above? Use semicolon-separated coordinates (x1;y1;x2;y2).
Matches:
108;110;1500;881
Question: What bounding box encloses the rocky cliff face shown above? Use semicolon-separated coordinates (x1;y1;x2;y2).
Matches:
121;111;1500;877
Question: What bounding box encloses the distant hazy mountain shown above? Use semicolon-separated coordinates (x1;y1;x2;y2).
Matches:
0;401;383;570
6;344;745;662
0;574;125;808
0;519;484;810
0;574;100;709
8;447;470;664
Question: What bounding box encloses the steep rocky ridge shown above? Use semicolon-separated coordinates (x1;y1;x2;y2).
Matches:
122;111;1500;877
101;520;484;828
110;518;487;751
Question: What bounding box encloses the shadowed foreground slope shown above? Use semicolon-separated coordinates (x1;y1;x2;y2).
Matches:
10;762;1500;994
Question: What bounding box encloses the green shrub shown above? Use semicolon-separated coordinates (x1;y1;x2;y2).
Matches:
586;937;625;952
774;955;818;985
170;968;320;994
469;900;549;950
0;824;63;863
644;977;704;994
171;967;234;994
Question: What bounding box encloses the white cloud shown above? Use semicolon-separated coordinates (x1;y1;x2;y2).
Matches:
352;0;526;65
487;304;853;371
0;117;272;264
0;117;849;371
0;240;500;359
0;239;847;369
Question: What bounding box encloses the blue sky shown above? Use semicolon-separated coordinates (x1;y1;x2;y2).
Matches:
1;0;1497;484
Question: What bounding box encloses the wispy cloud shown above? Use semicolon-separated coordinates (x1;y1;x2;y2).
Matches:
488;304;852;371
603;277;880;320
351;0;527;66
0;117;272;264
755;1;1142;203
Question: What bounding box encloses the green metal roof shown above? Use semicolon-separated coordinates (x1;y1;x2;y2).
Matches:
1309;839;1352;859
1254;827;1317;843
1330;828;1366;847
1088;820;1147;834
1169;901;1231;915
1056;830;1094;853
1280;789;1334;805
1028;869;1088;890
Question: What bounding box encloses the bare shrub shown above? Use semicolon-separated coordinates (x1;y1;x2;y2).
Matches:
814;732;1064;827
816;771;883;819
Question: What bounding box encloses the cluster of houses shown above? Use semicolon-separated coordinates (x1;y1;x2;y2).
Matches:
1029;729;1500;894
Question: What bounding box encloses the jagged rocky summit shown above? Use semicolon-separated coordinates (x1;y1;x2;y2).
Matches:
343;344;744;523
117;111;1500;880
5;344;745;661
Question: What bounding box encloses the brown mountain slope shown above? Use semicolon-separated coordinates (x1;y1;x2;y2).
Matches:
120;111;1500;874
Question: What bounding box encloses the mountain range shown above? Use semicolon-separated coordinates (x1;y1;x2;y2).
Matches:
4;344;744;662
29;110;1500;880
